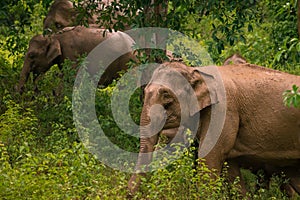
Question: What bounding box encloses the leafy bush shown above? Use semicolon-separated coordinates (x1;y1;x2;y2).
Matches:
0;98;38;165
135;145;242;199
283;84;300;108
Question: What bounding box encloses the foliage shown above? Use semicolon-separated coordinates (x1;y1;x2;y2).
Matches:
135;144;242;199
267;0;300;67
77;0;261;60
0;1;48;55
0;98;38;165
283;84;300;108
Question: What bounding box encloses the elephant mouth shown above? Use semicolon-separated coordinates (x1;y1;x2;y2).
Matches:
164;121;180;130
164;115;180;128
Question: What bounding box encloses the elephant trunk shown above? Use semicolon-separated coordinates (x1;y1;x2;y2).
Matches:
128;133;158;195
17;56;31;93
128;106;163;195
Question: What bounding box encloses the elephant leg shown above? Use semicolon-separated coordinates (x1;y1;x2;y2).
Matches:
281;183;297;198
227;160;247;196
290;177;300;195
282;168;300;197
199;109;239;174
198;108;240;196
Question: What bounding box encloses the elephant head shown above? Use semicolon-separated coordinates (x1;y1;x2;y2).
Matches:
43;0;78;32
17;35;61;93
43;0;122;33
128;62;219;194
223;53;247;65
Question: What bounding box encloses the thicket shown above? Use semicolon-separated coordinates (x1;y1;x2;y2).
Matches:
0;0;299;199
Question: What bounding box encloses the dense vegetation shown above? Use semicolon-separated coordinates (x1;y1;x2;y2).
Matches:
0;0;299;199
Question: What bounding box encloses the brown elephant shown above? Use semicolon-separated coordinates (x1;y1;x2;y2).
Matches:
222;55;300;197
128;61;300;196
43;0;169;35
43;0;126;33
17;26;135;93
223;53;247;65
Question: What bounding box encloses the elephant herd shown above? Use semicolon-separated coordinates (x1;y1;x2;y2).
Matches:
17;0;300;198
17;0;136;93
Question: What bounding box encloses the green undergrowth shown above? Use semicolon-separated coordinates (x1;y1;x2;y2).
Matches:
0;60;296;199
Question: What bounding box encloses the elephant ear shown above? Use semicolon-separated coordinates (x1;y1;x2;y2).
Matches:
46;37;61;64
188;66;219;116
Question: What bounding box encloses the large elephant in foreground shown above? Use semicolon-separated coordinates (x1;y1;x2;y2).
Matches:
43;0;126;33
128;61;300;196
17;26;135;93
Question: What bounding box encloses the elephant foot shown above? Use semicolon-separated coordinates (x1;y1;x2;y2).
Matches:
282;177;300;198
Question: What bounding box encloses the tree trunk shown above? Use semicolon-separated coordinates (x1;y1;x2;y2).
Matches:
143;0;168;63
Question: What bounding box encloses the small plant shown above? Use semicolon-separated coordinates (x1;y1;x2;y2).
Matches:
133;142;242;199
283;84;300;108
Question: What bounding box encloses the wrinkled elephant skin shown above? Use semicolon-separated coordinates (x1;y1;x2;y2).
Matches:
128;61;300;195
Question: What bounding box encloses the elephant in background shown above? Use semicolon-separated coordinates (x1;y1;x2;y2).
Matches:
43;0;126;33
43;0;82;32
223;53;247;65
128;61;300;196
17;26;135;93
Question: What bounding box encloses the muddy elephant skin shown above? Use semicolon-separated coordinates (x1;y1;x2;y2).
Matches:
17;26;135;93
128;61;300;195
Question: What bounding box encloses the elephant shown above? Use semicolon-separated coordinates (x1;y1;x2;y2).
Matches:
222;54;300;196
222;54;300;197
128;61;300;196
43;0;127;33
17;26;135;93
223;53;247;65
43;0;81;32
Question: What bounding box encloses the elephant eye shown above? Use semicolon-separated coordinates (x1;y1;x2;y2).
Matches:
162;91;171;99
159;89;174;108
159;88;173;98
163;101;172;109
